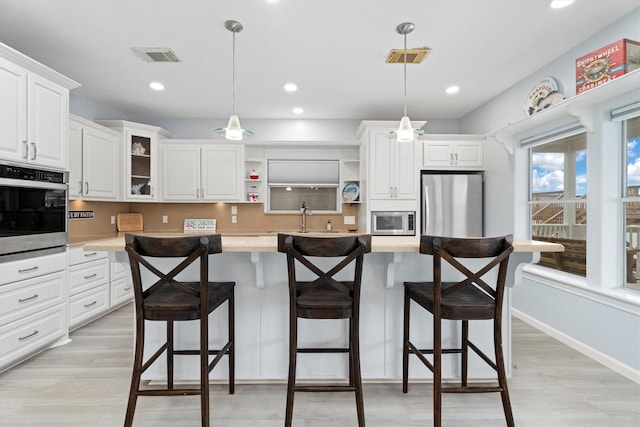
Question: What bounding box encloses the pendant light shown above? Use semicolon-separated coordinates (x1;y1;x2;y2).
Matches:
390;22;424;142
215;20;253;141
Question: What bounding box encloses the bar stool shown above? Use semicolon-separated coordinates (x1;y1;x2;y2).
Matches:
124;233;235;427
278;233;371;427
402;235;514;427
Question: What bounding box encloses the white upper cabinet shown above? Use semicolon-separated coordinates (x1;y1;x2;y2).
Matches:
69;115;120;200
0;50;77;170
422;136;484;169
160;141;244;202
96;120;171;201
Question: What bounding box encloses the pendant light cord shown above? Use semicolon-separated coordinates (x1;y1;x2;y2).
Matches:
232;30;236;116
403;31;407;117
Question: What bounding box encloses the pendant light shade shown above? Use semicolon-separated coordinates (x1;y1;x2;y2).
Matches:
215;20;253;140
389;22;424;142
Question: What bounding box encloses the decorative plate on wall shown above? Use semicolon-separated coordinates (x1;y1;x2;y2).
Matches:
524;77;565;116
342;182;359;203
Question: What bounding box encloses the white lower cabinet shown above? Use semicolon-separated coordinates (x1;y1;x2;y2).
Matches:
68;247;110;330
110;255;132;308
68;285;110;329
0;251;68;372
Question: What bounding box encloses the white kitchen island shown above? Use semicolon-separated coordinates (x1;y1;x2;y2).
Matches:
85;234;561;383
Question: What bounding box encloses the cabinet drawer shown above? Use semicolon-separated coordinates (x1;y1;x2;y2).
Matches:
0;252;66;285
110;259;127;280
0;270;66;326
68;258;109;296
111;276;133;307
68;247;107;266
69;285;109;330
0;304;66;371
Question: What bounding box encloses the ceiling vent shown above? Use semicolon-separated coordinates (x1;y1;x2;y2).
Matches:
386;48;430;64
132;47;181;63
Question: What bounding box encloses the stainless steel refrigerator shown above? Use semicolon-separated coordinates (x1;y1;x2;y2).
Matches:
421;171;483;237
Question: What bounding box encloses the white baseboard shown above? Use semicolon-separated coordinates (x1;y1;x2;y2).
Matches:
512;309;640;384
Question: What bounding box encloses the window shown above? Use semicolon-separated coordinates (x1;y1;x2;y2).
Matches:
623;114;640;292
267;160;340;212
529;132;587;276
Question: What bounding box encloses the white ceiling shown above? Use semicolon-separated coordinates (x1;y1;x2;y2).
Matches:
0;0;637;121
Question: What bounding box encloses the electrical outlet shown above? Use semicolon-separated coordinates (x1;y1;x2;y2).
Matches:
231;205;237;215
344;216;356;225
231;215;237;224
162;215;169;224
110;215;116;225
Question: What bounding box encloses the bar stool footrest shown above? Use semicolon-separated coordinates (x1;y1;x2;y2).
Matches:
295;385;357;392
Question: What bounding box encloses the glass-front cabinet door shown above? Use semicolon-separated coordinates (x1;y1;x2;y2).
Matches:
128;131;154;199
95;120;170;202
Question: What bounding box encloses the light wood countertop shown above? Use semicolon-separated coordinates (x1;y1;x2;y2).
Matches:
81;232;564;253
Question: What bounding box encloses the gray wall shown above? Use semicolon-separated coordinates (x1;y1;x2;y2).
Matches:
459;8;640;380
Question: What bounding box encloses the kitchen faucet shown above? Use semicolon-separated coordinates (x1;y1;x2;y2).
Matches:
300;202;310;233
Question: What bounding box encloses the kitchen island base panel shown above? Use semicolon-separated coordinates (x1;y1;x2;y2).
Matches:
136;252;506;382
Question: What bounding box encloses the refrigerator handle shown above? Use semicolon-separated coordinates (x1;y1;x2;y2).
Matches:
423;184;429;235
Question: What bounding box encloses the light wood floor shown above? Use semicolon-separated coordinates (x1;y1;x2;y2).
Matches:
1;303;638;426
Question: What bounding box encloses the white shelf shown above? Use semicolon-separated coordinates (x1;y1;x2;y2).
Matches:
487;70;640;154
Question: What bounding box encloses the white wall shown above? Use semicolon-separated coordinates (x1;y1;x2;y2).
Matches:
459;9;640;381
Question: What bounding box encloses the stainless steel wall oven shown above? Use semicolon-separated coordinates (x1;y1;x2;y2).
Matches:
0;163;68;260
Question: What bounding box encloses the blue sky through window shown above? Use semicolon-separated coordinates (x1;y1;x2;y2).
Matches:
628;137;640;186
532;150;587;195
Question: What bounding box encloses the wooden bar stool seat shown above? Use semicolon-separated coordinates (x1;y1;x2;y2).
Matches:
278;233;371;427
124;233;235;427
403;235;515;427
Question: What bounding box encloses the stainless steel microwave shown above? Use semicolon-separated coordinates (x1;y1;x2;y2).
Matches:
371;211;416;236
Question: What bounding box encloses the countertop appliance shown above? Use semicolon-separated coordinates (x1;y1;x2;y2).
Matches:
0;163;68;260
421;171;483;237
371;211;416;236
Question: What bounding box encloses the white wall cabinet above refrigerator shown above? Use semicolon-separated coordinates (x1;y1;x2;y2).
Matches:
160;141;244;202
0;43;79;170
68;115;120;200
421;135;484;169
96;120;171;201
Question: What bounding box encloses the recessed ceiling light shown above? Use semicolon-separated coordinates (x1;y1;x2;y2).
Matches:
446;85;460;94
284;83;298;92
265;0;280;3
549;0;575;9
292;107;304;114
149;81;165;91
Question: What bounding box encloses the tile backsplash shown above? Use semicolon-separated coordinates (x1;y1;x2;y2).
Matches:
68;201;359;239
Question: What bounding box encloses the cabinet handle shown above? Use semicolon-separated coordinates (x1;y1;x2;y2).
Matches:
18;294;39;303
84;252;98;257
78;181;83;194
23;141;29;159
201;188;205;198
18;266;39;273
150;186;154;197
31;142;37;160
84;273;98;279
454;153;458;164
84;301;98;308
84;182;89;194
18;330;39;341
124;286;132;291
450;153;454;164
